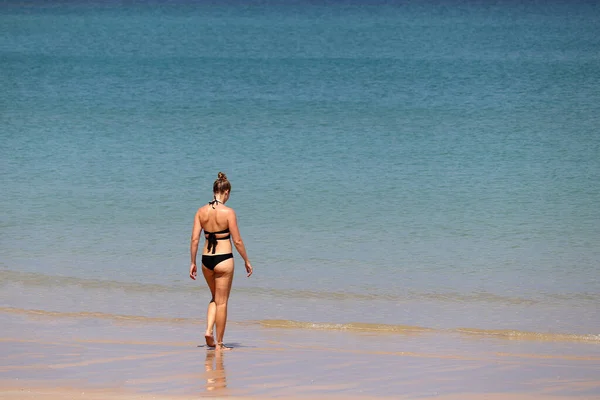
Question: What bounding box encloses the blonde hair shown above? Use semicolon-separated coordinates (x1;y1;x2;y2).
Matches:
213;171;231;194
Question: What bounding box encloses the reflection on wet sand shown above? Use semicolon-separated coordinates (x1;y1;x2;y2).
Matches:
204;350;227;392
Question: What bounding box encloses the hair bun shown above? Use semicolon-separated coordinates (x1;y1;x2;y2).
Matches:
213;172;231;194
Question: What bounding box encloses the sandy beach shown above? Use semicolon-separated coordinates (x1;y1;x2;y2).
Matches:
1;310;599;399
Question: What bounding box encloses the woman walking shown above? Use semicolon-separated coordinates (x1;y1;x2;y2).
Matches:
189;172;253;350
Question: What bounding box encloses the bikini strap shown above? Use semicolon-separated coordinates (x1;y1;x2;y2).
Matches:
206;197;228;253
205;228;230;235
208;197;222;209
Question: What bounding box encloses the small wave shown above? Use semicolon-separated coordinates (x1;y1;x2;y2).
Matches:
2;306;599;344
0;271;402;305
0;306;197;325
3;270;598;306
258;319;432;333
455;328;600;343
257;319;600;343
0;270;190;293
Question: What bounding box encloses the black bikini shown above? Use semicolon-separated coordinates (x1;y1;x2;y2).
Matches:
201;198;233;270
202;253;233;270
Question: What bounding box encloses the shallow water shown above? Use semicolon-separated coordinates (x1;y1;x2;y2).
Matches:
2;1;600;337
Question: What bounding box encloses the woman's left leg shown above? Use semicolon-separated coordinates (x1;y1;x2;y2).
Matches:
202;266;217;347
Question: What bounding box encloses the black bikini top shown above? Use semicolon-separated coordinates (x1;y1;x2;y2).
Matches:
204;228;230;254
205;198;230;254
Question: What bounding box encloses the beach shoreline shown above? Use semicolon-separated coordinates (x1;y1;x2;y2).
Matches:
1;386;598;400
2;311;599;399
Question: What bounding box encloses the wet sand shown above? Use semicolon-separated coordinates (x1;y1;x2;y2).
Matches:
1;311;599;399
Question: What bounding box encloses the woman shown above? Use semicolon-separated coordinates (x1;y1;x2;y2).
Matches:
189;172;253;350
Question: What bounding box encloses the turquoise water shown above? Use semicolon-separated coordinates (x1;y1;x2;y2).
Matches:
2;2;599;337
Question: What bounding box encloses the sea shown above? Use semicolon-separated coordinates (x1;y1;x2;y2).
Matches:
1;0;599;343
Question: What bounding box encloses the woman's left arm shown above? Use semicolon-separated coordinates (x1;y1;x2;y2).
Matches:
189;209;202;280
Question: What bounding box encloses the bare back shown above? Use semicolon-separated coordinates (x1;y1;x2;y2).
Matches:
198;203;233;255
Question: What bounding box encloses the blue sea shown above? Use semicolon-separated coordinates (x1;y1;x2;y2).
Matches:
1;1;599;341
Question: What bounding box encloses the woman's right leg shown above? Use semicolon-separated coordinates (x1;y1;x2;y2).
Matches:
213;258;234;350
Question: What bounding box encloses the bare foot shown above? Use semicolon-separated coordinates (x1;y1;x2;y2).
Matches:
205;333;216;348
216;342;232;351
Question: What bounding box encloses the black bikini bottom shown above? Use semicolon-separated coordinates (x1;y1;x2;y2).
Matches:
202;253;233;270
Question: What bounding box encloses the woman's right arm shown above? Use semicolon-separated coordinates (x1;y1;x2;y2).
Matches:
189;209;202;280
228;209;253;277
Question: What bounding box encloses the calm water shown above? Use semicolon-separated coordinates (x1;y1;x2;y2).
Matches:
1;1;600;339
